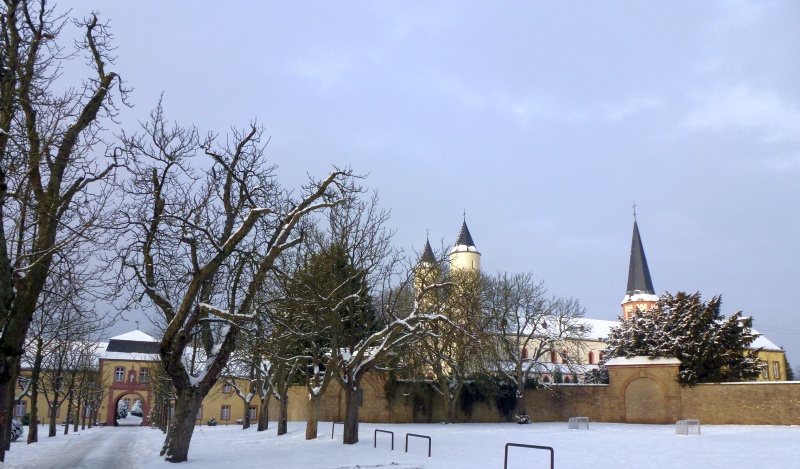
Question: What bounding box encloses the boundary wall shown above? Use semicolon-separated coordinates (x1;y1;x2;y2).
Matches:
264;361;800;426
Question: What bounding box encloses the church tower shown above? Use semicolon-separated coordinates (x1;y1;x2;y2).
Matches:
449;219;480;272
414;237;440;297
621;216;658;319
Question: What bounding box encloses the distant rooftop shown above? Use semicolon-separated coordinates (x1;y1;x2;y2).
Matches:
109;330;158;342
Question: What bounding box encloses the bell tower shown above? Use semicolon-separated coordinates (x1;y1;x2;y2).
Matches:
414;237;440;298
621;212;658;319
449;218;480;273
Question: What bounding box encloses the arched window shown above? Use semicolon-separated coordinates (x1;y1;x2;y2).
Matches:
588;351;595;365
522;347;528;359
564;376;571;383
542;375;551;383
550;350;558;363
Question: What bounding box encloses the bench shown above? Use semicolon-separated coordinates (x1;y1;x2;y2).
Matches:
568;417;589;430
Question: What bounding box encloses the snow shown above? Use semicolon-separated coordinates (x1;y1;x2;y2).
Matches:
108;330;158;342
605;356;682;366
749;328;781;351
621;293;660;304
4;421;800;468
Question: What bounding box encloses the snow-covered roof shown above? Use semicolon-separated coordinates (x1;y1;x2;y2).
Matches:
621;292;659;304
99;330;161;362
576;318;779;352
576;318;619;341
750;329;782;351
450;220;479;253
605;356;681;366
97;341;159;362
109;330;158;342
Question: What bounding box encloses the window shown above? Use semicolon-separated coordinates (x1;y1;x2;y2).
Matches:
196;407;203;420
84;405;92;418
222;382;232;393
761;362;769;379
168;404;175;419
248;406;257;421
561;350;570;364
221;405;231;420
14;401;26;417
588;351;595;365
16;376;29;390
550;351;558;363
139;368;150;384
542;375;551;383
115;367;125;382
522;347;528;359
773;361;781;380
47;403;60;418
564;376;572;383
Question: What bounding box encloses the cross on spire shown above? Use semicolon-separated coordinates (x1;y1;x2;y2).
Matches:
632;201;637;220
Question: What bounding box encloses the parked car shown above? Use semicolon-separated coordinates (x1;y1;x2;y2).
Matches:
11;418;23;442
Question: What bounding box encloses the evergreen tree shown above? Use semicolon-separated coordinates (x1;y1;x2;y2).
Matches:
605;292;761;386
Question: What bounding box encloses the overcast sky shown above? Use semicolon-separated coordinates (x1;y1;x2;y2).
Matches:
70;1;800;366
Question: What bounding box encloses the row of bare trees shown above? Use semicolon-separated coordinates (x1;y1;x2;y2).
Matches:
0;1;591;465
0;0;123;460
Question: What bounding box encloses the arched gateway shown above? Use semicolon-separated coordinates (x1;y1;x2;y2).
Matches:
99;331;160;426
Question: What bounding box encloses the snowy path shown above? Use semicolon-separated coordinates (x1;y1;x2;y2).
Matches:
7;426;142;469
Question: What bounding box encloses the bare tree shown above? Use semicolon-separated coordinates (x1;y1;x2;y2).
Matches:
314;195;450;444
410;265;494;424
488;276;588;417
0;1;124;457
118;104;356;462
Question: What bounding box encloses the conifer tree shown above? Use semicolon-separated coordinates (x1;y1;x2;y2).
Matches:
605;292;761;385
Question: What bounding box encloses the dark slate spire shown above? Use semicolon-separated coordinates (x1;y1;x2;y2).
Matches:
420;238;436;263
455;220;476;248
626;219;655;295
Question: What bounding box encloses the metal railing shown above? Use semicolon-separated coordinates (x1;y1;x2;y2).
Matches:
331;421;344;439
374;429;394;450
405;433;431;458
504;443;554;469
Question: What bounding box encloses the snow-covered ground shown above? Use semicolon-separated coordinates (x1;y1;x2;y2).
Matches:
3;420;798;468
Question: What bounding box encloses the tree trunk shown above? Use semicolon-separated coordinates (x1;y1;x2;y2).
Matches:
342;385;360;444
47;415;56;437
160;387;203;463
305;395;320;440
47;399;58;437
27;404;38;444
242;404;251;430
257;395;269;431
1;375;15;452
515;374;527;417
63;396;73;435
277;398;288;436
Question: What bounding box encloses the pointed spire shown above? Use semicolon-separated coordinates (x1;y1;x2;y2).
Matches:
626;219;655;296
455;220;477;249
420;238;436;264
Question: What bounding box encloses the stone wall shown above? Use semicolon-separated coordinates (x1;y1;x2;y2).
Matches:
263;362;800;427
681;382;800;425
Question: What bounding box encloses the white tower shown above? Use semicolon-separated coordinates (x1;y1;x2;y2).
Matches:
449;219;480;272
